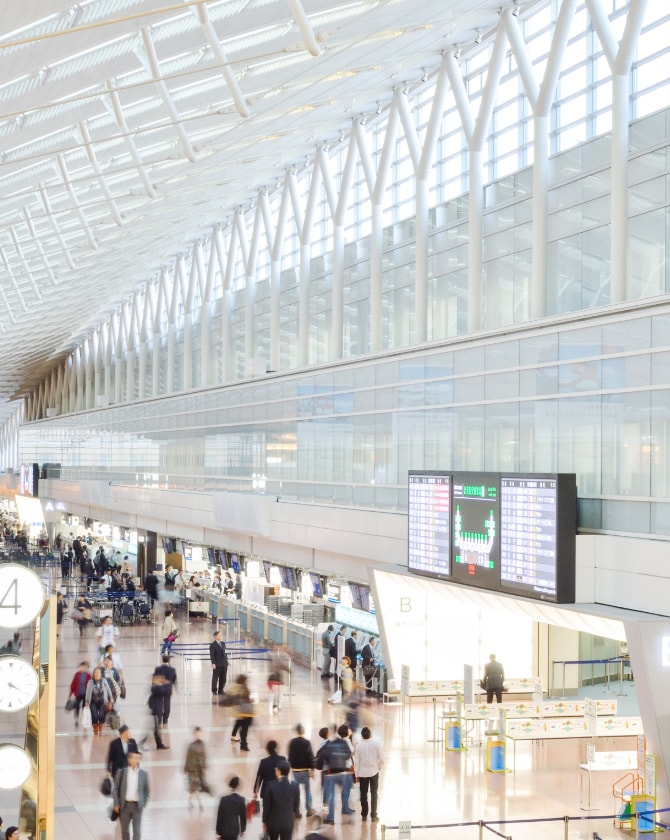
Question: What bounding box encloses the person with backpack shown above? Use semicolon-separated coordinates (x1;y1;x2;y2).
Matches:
320;724;355;825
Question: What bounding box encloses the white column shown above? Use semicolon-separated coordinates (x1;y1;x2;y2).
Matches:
370;202;383;352
610;72;629;304
532;114;549;319
415;178;429;343
331;224;344;359
468;148;484;332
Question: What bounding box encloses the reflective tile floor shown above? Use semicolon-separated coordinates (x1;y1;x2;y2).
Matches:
0;579;646;840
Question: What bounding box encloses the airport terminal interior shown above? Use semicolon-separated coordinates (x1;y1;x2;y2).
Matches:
1;0;670;837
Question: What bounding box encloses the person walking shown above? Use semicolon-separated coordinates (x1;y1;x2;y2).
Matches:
482;653;505;703
160;608;179;655
209;630;228;696
184;726;210;810
95;615;119;659
143;569;159;609
112;747;150;840
68;661;91;728
254;740;286;807
153;655;177;725
142;674;170;750
262;761;300;840
107;725;139;781
321;724;355;825
287;724;315;818
354;726;383;822
229;674;254;751
215;775;247;840
84;666;114;735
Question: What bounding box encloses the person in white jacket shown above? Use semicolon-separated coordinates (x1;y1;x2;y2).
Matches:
353;726;383;822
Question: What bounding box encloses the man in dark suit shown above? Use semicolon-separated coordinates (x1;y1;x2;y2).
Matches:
344;631;357;669
113;747;150;840
483;653;505;703
107;724;138;780
262;761;300;840
209;629;229;695
153;654;177;724
215;775;247;840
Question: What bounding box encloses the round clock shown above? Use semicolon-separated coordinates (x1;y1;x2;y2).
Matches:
0;656;39;712
0;564;46;628
0;744;31;788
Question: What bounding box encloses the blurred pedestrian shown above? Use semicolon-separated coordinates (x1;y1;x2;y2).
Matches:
287;724;315;817
229;674;254;751
215;775;246;840
263;761;299;840
184;727;210;810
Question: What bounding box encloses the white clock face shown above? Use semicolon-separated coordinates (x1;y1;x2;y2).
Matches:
0;564;46;628
0;657;39;712
0;744;31;788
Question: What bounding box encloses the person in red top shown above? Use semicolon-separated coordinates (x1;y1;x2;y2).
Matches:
68;660;91;727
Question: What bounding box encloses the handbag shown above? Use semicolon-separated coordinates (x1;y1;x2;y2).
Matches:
65;695;77;712
119;683;127;700
82;706;92;730
106;709;121;730
246;797;260;821
100;777;113;796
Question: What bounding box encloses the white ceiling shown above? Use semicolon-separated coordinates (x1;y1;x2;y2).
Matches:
0;0;524;420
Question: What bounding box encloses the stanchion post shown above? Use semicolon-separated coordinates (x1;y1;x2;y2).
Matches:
564;814;570;840
478;819;484;840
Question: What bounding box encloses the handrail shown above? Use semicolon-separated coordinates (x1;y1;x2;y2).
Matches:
380;806;670;840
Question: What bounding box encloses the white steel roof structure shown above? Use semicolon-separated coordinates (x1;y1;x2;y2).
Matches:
0;0;521;420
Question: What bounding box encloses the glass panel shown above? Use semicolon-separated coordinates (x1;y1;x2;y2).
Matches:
601;392;651;496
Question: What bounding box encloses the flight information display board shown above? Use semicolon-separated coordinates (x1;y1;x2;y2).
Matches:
407;472;451;578
452;474;499;589
408;471;577;603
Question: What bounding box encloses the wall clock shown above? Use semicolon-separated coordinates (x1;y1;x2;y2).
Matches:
0;564;46;628
0;656;39;712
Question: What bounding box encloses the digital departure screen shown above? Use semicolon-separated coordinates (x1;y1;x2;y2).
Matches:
407;472;450;578
451;474;499;588
500;475;575;601
407;471;577;603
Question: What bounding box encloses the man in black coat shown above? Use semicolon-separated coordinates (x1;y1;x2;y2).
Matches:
209;630;228;695
254;740;287;803
344;631;357;668
153;655;177;724
107;725;139;780
215;775;247;840
482;653;505;704
263;761;300;840
143;570;159;608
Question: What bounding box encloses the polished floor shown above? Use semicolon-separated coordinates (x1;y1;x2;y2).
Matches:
0;576;647;840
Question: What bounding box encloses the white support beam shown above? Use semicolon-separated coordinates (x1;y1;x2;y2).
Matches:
105;82;157;199
141;28;198;164
287;0;322;56
38;184;76;270
9;228;42;301
22;207;58;286
56;154;98;250
195;3;250;118
78;121;124;226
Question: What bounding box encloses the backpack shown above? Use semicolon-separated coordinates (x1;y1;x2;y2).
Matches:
323;738;350;772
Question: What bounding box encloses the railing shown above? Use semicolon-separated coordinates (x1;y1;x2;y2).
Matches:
379;806;670;840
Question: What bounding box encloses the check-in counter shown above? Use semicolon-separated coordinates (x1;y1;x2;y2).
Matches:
268;613;287;645
250;605;268;639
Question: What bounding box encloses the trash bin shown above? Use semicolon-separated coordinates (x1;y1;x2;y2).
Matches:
631;794;655;833
446;723;461;750
487;740;505;772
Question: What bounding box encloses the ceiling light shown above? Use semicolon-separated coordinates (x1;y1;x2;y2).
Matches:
475;30;482;44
